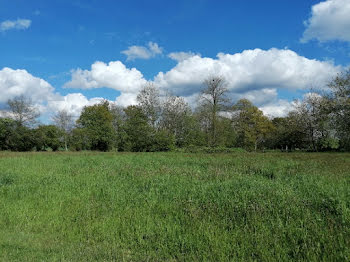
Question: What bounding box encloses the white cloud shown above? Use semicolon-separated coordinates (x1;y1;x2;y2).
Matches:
154;48;340;98
0;19;31;32
301;0;350;43
168;51;201;62
47;93;105;118
64;61;148;92
115;93;138;107
0;67;56;104
121;42;163;61
259;100;294;118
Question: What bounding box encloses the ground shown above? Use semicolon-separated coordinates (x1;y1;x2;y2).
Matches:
0;151;349;261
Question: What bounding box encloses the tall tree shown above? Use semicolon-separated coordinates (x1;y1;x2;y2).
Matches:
123;105;154;152
199;76;229;146
109;103;127;151
76;101;115;151
161;95;192;147
0;118;16;150
52;110;73;151
327;70;350;150
137;84;161;128
232;99;273;151
7;95;40;126
291;94;335;151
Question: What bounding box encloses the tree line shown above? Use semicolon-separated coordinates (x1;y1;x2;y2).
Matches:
0;70;349;152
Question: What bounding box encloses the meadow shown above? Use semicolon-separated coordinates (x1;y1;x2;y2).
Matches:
0;151;349;261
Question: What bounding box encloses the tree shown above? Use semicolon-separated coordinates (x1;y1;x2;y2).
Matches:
76;101;115;151
35;125;63;151
137;83;161;128
232;99;273;151
199;76;230;146
123;105;154;152
327;70;350;150
7;95;40;126
160;95;193;147
52;110;73;151
109;104;128;151
291;93;337;151
7;125;36;151
268;116;306;151
0;118;16;150
70;128;90;151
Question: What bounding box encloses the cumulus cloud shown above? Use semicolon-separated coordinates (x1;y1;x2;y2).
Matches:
168;51;201;62
154;48;340;96
0;19;31;32
114;93;138;107
0;67;56;104
259;100;294;118
64;61;148;92
121;42;163;61
47;93;105;118
301;0;350;43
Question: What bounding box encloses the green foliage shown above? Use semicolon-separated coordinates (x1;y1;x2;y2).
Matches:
0;120;36;151
268;116;306;151
122;105;154;151
0;118;15;150
233;99;274;151
0;152;349;261
327;70;350;150
151;129;175;152
35;125;63;151
76;101;116;151
70;128;90;151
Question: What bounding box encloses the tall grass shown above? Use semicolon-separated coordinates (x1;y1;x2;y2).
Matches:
0;151;349;261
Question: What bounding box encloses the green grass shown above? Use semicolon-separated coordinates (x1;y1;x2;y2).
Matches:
0;151;349;261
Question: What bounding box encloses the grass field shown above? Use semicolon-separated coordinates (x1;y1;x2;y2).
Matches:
0;151;349;261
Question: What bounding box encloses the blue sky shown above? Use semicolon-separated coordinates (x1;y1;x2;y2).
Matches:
1;0;350;119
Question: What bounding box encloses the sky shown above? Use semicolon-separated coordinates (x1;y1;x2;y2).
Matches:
1;0;350;121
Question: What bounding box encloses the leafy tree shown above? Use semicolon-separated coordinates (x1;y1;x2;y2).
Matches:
109;104;128;151
0;118;16;150
161;95;193;147
183;113;207;147
52;110;73;151
232;99;273;151
123;105;154;152
217;117;237;148
327;70;350;150
137;84;161;128
291;94;337;151
35;125;63;151
8;125;36;151
268;116;306;151
0;117;36;151
76;101;115;151
151;129;175;152
7;95;40;126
